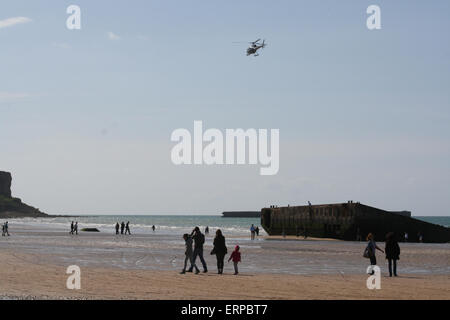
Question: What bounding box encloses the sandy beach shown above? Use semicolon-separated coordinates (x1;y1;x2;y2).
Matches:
0;224;449;300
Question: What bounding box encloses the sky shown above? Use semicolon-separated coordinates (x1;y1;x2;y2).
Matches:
0;0;449;215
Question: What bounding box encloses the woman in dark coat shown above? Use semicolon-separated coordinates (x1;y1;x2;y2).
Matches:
212;229;227;274
385;232;400;277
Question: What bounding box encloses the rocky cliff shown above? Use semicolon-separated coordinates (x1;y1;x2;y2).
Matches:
0;171;48;218
0;171;12;198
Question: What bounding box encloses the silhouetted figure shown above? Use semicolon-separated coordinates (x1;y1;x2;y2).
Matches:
70;221;74;235
205;226;209;235
188;227;207;273
180;233;199;274
2;222;8;236
115;222;120;235
385;232;400;277
255;226;259;236
365;233;384;272
152;225;155;232
250;224;256;240
211;229;227;274
74;222;78;235
121;222;125;234
125;221;131;235
228;245;241;275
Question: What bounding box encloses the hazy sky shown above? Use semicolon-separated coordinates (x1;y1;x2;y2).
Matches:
1;0;449;215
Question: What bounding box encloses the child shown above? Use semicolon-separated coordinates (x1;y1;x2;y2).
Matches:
228;245;241;275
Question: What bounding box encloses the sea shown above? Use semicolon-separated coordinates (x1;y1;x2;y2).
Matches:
6;215;449;237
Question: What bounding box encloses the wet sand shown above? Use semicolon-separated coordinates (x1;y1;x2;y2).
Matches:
0;225;449;299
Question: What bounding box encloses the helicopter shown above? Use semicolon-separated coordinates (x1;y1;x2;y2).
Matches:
246;39;267;56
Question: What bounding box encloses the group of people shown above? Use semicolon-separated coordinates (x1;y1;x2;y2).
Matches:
181;227;241;275
404;231;424;243
365;232;401;277
250;224;259;240
68;221;159;235
2;221;10;236
115;221;131;235
69;221;78;235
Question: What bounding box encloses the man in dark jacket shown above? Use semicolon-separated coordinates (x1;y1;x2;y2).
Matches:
385;232;400;277
188;227;208;273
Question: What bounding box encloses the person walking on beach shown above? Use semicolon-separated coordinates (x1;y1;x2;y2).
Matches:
152;225;155;232
385;232;400;277
4;222;9;236
228;245;241;275
120;222;125;235
205;226;209;235
255;226;259;236
74;221;78;235
115;222;120;235
188;227;207;273
70;221;74;235
250;224;256;240
211;229;227;274
365;233;384;272
125;221;131;235
180;233;200;274
1;222;9;236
